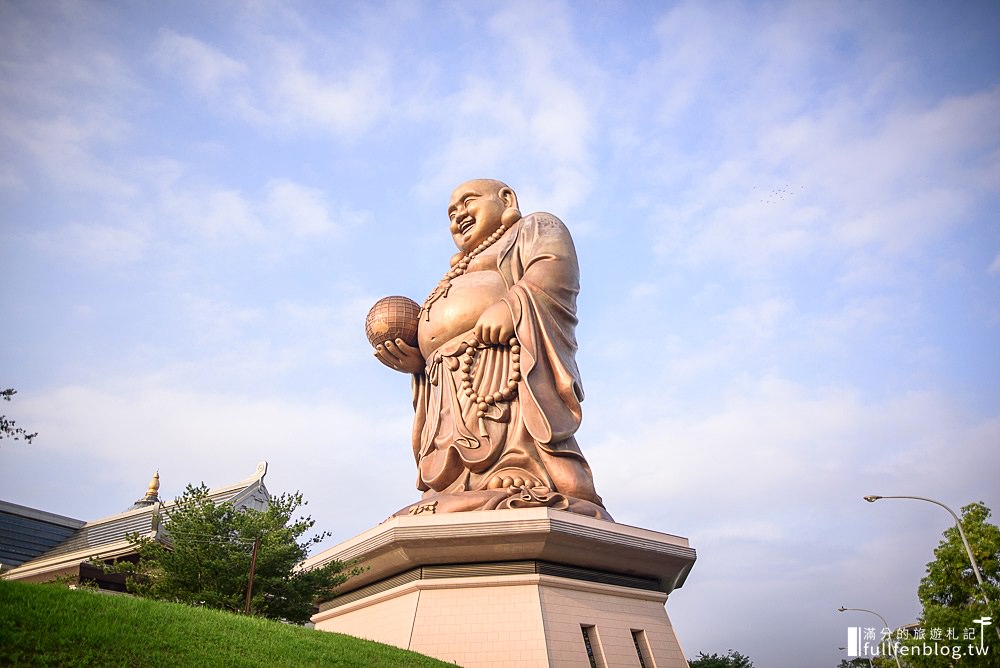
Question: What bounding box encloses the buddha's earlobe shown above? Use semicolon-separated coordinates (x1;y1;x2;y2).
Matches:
501;206;521;227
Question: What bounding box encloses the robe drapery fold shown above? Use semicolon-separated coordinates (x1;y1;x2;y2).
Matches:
403;213;607;518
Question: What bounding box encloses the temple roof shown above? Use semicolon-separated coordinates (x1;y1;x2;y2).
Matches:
1;461;269;582
0;500;85;569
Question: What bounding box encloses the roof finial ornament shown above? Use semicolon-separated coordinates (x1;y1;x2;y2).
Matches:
131;470;161;509
145;470;160;499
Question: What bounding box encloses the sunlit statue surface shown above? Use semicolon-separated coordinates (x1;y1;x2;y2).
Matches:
372;179;609;520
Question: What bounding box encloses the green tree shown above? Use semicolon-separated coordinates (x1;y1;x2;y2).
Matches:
1;388;37;444
901;501;999;667
116;483;360;624
688;649;755;668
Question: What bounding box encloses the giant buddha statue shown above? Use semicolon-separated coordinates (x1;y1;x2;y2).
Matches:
371;179;609;520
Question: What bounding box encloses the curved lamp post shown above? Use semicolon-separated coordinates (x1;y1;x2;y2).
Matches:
837;606;902;668
864;494;999;641
864;495;989;600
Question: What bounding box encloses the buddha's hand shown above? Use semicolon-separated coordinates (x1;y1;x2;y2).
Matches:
374;339;424;374
473;302;515;345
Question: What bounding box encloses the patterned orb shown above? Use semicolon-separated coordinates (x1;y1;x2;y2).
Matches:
365;296;420;348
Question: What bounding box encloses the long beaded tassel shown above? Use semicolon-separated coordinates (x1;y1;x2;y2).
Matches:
459;337;521;438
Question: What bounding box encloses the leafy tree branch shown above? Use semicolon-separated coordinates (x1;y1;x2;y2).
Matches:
1;388;37;445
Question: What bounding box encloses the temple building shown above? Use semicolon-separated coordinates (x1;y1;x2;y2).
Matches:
0;462;270;590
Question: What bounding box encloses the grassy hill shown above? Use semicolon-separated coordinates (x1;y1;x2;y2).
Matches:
0;579;456;667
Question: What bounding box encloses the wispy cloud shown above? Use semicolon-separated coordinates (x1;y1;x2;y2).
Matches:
989;252;1000;275
150;23;392;137
8;382;418;531
0;5;137;199
151;30;248;100
264;44;391;136
631;4;1000;295
264;179;355;238
37;221;149;265
416;2;599;214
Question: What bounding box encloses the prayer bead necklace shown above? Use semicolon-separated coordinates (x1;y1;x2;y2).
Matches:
419;222;508;321
461;336;521;437
418;219;519;439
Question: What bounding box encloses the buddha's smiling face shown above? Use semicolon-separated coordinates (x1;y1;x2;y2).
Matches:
448;179;515;254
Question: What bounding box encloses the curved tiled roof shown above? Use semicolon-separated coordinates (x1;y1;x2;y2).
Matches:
0;501;85;568
1;461;269;582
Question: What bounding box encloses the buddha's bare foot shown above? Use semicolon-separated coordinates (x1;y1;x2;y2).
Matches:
486;471;542;490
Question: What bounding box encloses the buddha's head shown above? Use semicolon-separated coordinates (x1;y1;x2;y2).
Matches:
447;179;521;254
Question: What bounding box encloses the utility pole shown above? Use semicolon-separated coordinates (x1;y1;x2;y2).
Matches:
244;535;261;615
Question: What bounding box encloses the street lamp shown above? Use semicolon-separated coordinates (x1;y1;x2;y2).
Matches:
837;606;902;668
863;495;988;599
864;494;999;641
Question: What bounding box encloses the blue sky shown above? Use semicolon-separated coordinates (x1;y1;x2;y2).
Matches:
2;1;999;665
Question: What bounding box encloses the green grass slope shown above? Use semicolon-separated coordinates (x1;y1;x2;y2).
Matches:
0;579;456;667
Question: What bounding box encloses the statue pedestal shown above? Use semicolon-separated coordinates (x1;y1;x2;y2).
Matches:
305;508;696;667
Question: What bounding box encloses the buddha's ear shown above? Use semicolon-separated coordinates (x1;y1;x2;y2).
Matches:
498;186;521;227
498;186;518;211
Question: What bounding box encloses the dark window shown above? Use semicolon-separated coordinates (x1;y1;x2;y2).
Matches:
632;629;651;668
581;625;601;668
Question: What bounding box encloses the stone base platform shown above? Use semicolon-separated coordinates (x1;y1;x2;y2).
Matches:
303;508;696;667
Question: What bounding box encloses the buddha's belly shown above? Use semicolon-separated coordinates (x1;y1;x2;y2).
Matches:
419;271;507;358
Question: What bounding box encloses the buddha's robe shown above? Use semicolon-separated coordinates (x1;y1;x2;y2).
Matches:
404;212;608;518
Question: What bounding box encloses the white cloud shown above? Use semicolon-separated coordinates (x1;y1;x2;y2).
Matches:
0;5;138;199
265;46;390;136
150;25;392;137
265;179;331;236
716;297;791;345
808;295;894;344
161;177;371;250
175;188;263;243
50;222;148;265
651;88;1000;282
152;30;248;99
591;295;795;389
5;381;418;536
180;295;265;347
589;374;1000;523
988;251;1000;275
693;519;785;543
21;172;360;266
416;2;599;215
0;164;26;191
114;288;383;397
629;282;660;299
3;111;136;202
633;3;1000;300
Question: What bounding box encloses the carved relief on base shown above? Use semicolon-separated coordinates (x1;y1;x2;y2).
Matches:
392;487;613;521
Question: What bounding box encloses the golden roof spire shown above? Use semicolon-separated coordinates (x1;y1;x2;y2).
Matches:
145;470;160;501
131;470;161;509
